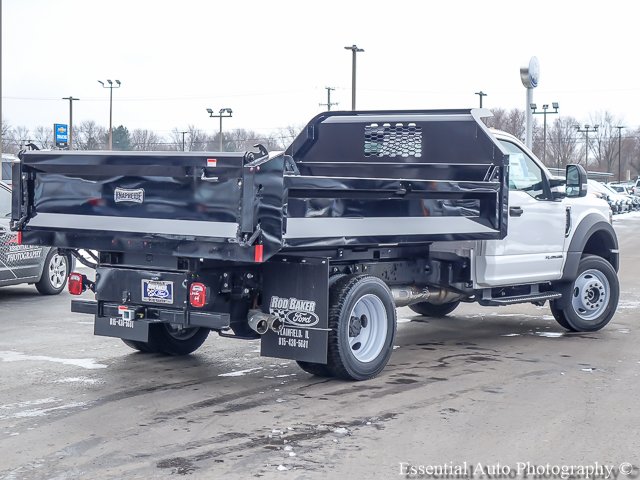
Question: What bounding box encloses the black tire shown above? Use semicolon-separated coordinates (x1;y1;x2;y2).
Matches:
35;249;69;295
550;255;619;332
121;339;157;353
326;275;396;381
296;360;333;377
121;325;209;355
409;300;460;317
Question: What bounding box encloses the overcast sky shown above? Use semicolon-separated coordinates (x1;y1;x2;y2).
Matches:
2;0;638;140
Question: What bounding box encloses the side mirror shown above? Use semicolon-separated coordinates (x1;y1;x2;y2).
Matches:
566;164;588;198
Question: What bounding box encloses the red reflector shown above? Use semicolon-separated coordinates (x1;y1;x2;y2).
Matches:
254;244;264;263
17;231;22;245
189;282;207;308
68;272;85;295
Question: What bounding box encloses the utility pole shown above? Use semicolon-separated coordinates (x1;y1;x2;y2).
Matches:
344;45;364;110
474;91;487;108
98;79;122;150
319;87;338;111
530;102;559;167
575;125;598;167
179;131;188;151
206;108;233;151
615;126;625;182
62;96;79;150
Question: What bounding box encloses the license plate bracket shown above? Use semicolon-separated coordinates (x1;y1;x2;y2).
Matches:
141;279;174;305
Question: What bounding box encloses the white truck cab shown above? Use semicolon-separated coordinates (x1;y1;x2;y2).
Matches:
430;129;618;334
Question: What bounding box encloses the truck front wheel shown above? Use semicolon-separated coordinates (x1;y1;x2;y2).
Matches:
325;275;397;381
121;324;209;355
550;255;619;332
409;300;460;317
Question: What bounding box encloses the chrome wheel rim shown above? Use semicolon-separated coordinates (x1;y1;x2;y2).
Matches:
347;294;388;363
571;269;610;321
48;253;68;289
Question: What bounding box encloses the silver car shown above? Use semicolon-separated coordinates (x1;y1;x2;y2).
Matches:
0;181;71;294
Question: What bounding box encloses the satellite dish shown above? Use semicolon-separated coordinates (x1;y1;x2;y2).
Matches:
520;56;540;88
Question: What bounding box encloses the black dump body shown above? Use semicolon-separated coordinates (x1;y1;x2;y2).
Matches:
12;109;508;261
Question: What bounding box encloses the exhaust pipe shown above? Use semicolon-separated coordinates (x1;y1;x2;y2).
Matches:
391;286;463;307
268;316;284;333
247;310;285;335
247;310;270;335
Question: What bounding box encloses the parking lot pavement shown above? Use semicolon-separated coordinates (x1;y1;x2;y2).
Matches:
1;214;639;479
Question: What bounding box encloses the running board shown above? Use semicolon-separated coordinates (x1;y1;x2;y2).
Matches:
479;291;562;306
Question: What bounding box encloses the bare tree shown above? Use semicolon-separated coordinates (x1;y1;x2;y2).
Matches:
626;127;640;178
547;117;580;169
131;129;163;151
487;108;527;142
181;125;208;151
76;121;107;150
33;126;54;150
1;120;14;154
589;111;623;174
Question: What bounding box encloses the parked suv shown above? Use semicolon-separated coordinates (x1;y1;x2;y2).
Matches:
0;181;71;294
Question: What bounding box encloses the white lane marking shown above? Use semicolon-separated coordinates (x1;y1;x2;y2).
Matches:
0;351;108;369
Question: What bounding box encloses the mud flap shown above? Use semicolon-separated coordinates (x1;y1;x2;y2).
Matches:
260;258;329;364
94;316;151;342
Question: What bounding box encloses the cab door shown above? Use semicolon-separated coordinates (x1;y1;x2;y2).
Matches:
475;139;567;287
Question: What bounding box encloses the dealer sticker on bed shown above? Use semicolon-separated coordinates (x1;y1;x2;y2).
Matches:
141;279;174;304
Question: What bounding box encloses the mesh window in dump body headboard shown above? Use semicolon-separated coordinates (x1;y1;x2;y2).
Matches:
364;122;423;158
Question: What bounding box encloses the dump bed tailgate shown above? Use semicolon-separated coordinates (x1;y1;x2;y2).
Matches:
12;151;285;261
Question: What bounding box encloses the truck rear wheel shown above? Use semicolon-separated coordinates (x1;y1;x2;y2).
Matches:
295;361;333;377
550;255;619;332
121;324;209;355
409;300;460;317
326;275;396;381
122;339;157;353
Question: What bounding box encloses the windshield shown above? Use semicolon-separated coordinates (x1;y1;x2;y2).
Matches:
601;183;623;195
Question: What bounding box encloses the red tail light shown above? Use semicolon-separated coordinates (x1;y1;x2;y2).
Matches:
68;272;86;295
189;282;207;308
254;244;264;263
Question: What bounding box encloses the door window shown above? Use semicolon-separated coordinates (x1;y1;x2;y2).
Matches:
500;141;546;199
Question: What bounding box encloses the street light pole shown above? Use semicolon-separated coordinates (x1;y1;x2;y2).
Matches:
344;45;364;110
98;79;121;150
615;126;625;182
179;131;188;151
206;108;233;151
474;91;487;108
319;87;338;111
530;102;559;166
575;125;599;167
62;96;79;150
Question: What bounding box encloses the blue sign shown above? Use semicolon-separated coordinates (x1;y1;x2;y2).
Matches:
54;123;68;146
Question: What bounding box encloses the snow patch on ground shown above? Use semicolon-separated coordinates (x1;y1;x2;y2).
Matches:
55;377;104;385
0;351;107;370
218;367;262;377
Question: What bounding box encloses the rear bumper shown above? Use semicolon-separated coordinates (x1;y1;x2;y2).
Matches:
71;299;230;335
